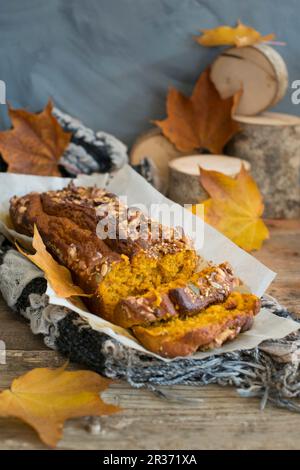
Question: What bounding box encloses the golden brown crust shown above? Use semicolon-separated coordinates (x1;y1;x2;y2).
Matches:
10;192;121;315
168;262;239;313
40;183;194;259
133;293;260;358
112;292;177;328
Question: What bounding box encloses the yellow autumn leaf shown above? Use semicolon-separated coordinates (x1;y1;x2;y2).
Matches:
199;165;269;251
17;224;90;299
0;364;121;448
196;21;275;47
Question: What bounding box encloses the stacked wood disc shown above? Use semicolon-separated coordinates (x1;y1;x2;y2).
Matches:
210;44;288;116
227;113;300;218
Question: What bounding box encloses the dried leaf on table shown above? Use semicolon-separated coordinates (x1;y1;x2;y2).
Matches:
0;100;71;176
0;364;121;447
17;224;91;299
154;68;240;154
199;165;269;251
196;21;275;47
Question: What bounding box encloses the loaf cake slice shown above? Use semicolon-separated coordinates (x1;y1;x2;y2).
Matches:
133;292;260;358
113;263;240;328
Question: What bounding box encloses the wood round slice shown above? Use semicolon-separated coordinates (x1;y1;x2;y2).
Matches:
210;44;288;116
168;155;250;206
130;128;188;194
227;112;300;218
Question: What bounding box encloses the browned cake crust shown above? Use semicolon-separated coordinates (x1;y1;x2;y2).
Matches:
10;191;121;315
40;183;193;259
133;292;260;358
169;262;239;313
113;263;240;328
112;292;177;329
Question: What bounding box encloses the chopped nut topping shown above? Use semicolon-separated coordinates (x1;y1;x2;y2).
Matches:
101;263;108;276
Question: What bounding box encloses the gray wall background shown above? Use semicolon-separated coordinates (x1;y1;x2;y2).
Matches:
0;0;299;146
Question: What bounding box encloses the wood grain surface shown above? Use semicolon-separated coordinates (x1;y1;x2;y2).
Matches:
0;220;299;450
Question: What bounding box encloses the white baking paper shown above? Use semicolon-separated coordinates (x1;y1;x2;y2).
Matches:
0;168;298;362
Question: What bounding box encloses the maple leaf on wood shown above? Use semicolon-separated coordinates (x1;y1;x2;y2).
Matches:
0;100;71;176
154;68;240;154
0;364;121;447
199;165;269;251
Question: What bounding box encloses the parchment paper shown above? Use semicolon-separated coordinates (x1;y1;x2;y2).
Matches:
0;168;298;362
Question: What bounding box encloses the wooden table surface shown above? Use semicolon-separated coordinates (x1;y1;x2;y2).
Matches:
0;220;299;450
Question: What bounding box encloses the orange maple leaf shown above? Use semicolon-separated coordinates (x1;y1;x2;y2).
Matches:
196;21;275;48
199;165;269;251
0;364;121;447
0;100;71;176
154;68;240;154
17;224;90;299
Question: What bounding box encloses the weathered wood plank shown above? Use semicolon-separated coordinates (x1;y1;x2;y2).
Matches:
0;351;300;450
0;297;46;351
254;219;300;315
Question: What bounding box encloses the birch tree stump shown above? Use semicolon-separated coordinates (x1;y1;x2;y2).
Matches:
130;128;186;193
168;155;250;206
227;113;300;218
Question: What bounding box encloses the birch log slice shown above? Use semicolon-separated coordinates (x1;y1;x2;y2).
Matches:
130;128;187;194
227;112;300;218
168;155;250;206
210;45;288;116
